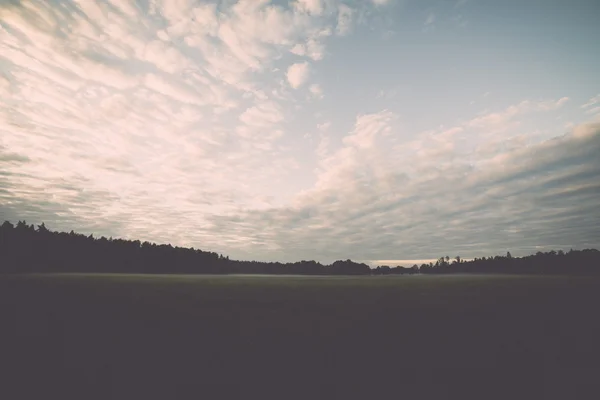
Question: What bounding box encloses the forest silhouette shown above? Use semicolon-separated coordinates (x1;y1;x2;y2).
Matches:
2;220;598;275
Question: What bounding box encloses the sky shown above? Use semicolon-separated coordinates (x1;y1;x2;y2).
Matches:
1;0;600;266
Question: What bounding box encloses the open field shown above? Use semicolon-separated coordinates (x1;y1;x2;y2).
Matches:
2;274;600;399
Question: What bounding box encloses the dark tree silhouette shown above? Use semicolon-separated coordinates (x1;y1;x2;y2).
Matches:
0;220;369;275
1;220;599;276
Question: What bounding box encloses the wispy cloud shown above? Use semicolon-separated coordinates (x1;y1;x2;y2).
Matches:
290;38;326;61
287;62;311;89
582;95;600;115
376;88;398;100
371;0;394;5
466;98;569;129
2;0;381;248
206;121;600;263
335;4;355;36
582;94;600;109
425;13;436;26
1;0;598;264
294;0;325;16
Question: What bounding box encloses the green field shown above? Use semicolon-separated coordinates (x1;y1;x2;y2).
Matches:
2;274;600;399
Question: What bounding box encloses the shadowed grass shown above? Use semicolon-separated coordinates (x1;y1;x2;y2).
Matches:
1;274;599;399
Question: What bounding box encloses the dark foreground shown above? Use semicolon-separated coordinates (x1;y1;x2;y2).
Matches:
2;274;600;399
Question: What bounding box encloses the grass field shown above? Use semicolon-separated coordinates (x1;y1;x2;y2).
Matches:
2;273;600;399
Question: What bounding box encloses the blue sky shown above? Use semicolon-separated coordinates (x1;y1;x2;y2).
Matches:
1;0;599;266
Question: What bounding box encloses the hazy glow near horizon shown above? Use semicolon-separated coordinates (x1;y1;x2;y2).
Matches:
1;0;600;264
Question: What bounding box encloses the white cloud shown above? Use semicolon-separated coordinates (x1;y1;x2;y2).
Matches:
585;106;600;115
141;40;193;74
298;110;399;202
207;121;600;263
239;101;284;128
0;74;10;96
438;126;464;139
582;94;600;109
294;0;325;16
336;4;355;36
543;96;570;110
109;0;139;17
305;38;326;60
290;43;307;56
2;0;349;248
143;73;206;106
466;97;570;129
309;84;324;99
317;121;331;131
287;62;311;89
3;0;595;265
315;135;331;158
290;39;325;60
343;111;395;149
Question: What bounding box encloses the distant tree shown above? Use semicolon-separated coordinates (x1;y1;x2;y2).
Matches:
1;219;599;276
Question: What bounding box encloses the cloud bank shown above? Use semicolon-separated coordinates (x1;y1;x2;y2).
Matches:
1;0;599;265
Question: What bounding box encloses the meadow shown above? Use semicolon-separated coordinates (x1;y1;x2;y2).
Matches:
2;273;599;399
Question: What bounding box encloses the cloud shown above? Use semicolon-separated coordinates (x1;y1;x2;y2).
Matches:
289;38;325;60
376;88;398;99
0;148;31;164
466;98;570;129
206;121;600;263
239;101;284;128
0;74;10;95
582;94;600;109
317;121;331;131
342;111;395;149
582;95;600;115
371;259;438;267
294;0;325;16
586;106;600;116
2;0;595;266
287;62;311;89
313;121;332;158
315;135;331;159
306;39;326;60
425;13;436;26
238;101;285;145
290;43;307;57
143;73;207;106
335;4;355;36
4;0;361;249
309;83;324;99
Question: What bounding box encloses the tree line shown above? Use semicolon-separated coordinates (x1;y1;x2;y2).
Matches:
1;220;599;275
